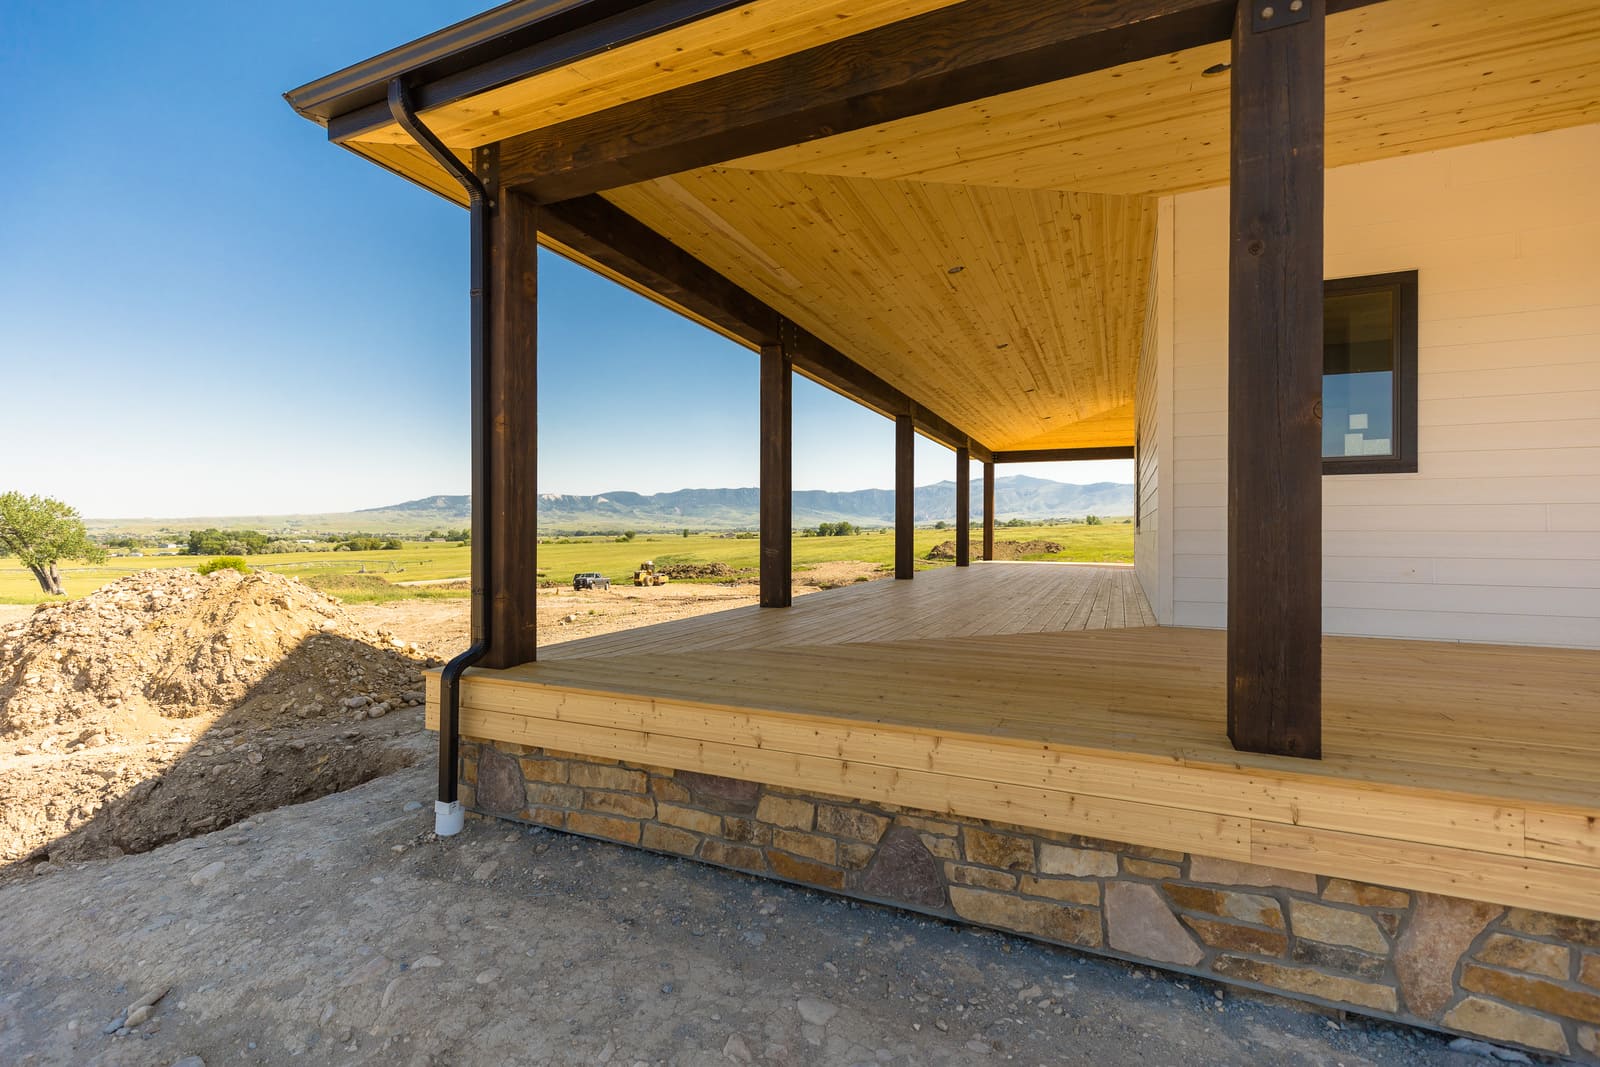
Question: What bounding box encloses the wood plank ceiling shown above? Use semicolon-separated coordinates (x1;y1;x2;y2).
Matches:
350;0;1600;452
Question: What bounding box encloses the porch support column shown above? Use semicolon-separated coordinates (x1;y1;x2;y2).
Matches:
955;446;971;567
481;155;540;669
982;461;995;561
760;342;793;607
895;414;914;579
1226;0;1324;758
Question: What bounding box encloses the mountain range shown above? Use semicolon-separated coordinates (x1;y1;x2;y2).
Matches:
364;476;1132;531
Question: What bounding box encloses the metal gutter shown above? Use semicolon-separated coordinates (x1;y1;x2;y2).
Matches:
385;78;492;837
285;0;744;144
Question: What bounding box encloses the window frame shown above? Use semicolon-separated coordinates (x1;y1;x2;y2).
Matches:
1321;269;1419;476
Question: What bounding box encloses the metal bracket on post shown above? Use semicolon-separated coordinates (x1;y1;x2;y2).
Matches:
1252;0;1310;32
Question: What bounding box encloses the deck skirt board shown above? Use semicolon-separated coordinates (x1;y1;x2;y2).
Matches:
425;565;1600;919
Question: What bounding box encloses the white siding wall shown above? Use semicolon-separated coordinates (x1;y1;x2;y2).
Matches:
1134;199;1175;620
1165;124;1600;647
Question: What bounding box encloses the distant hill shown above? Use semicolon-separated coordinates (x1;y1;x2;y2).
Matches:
536;475;1130;530
88;477;1130;537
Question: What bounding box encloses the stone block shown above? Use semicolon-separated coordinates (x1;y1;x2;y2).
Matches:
1291;940;1386;980
767;849;846;890
1322;878;1409;909
1503;909;1600;950
949;864;1017;891
476;746;527;816
518;757;568;784
460;760;477;786
656;803;722;836
1037;844;1114;878
1395;894;1503;1019
650;777;691;804
678;771;761;813
584;790;655;820
568;763;646;794
964;827;1035;871
919;833;961;860
816;805;891;843
1442;996;1569;1056
949;887;1101;948
1183;916;1287;957
1188;856;1317;893
862;827;946;908
773;829;837;865
1163;884;1283;929
1476;933;1571;980
838;842;876;870
1212;956;1398;1013
1122;858;1181;880
524;806;566;829
894;815;959;837
641;823;699;857
1124;845;1186;863
1290;901;1390;955
755;795;815;830
566;812;640;845
1580;1025;1597;1057
699;839;765;871
1583;953;1600;989
1106;883;1203;966
1462;963;1600;1025
1017;876;1099;906
721;816;771;846
525;782;582;809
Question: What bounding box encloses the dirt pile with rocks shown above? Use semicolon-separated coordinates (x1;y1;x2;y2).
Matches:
0;569;431;871
926;539;1063;561
656;561;740;580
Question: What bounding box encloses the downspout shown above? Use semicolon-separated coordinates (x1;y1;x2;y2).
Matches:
387;78;488;837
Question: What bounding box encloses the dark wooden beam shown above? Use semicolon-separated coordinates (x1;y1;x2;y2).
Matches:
895;415;915;580
480;158;540;669
500;0;1253;200
538;195;993;458
760;342;792;608
991;446;1135;464
982;461;995;561
1226;0;1325;759
955;446;971;567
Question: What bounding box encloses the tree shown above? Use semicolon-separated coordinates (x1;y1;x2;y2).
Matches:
0;492;107;595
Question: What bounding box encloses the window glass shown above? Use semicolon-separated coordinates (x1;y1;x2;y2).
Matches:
1323;288;1396;459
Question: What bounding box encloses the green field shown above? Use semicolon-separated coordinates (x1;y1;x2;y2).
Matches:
0;522;1132;605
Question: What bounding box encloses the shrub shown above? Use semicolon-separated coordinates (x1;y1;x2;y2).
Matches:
197;556;250;576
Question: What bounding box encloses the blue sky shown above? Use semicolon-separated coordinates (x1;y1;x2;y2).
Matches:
0;1;1130;518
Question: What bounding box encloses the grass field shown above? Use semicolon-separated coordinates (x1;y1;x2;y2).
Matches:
0;522;1132;605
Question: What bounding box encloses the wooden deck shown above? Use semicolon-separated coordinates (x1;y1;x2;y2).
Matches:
428;564;1600;919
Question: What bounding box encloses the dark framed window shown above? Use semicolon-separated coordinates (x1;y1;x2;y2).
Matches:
1322;270;1418;475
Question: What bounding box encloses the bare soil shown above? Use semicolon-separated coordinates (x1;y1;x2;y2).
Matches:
0;765;1483;1067
926;540;1063;561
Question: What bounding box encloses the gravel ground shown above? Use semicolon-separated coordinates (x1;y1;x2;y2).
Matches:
0;762;1504;1067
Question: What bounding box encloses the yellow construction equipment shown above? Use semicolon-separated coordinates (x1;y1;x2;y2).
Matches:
633;560;669;587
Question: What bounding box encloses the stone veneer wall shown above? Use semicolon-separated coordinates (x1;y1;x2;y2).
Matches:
460;738;1600;1062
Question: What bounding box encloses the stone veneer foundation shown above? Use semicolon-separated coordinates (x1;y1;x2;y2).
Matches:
461;738;1600;1062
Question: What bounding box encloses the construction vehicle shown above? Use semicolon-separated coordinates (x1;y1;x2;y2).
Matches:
633;560;670;587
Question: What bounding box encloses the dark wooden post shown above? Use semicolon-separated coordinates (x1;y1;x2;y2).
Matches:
1226;0;1324;758
955;446;971;566
760;343;793;607
481;159;540;669
982;461;995;561
895;415;914;579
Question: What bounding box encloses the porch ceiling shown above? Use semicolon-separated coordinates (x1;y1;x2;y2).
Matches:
311;0;1600;453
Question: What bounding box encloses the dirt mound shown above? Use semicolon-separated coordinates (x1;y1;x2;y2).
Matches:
656;561;739;580
926;539;1063;561
0;568;424;739
0;569;433;869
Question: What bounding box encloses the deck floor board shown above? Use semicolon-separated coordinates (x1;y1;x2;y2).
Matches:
432;563;1600;917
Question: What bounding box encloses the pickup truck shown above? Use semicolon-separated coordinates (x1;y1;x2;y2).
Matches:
572;572;611;591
